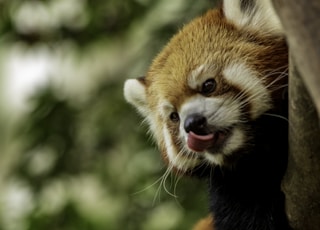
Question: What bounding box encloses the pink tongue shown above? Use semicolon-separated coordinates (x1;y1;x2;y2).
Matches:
187;131;215;152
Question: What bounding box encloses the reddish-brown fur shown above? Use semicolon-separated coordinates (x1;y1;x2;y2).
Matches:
144;8;287;172
193;215;215;230
124;2;288;229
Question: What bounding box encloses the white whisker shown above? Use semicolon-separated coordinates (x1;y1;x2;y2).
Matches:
263;112;288;122
131;176;164;196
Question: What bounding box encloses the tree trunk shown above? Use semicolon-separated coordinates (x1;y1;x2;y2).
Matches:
271;1;320;229
284;57;320;229
272;0;320;118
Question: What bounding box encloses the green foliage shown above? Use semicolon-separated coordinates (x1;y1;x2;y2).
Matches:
0;0;214;229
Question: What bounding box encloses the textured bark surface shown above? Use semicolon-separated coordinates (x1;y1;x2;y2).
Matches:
272;0;320;119
272;1;320;229
284;58;320;229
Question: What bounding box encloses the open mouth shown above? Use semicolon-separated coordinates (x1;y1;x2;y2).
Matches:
187;128;232;153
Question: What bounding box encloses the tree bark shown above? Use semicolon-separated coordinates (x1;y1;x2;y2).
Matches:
272;0;320;120
271;1;320;229
284;57;320;229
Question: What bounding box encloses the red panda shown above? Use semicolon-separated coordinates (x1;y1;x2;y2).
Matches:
124;0;289;229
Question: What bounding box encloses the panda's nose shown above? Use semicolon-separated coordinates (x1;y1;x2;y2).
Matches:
184;113;209;135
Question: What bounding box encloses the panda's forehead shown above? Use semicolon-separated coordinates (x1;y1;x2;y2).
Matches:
152;64;219;109
187;64;220;90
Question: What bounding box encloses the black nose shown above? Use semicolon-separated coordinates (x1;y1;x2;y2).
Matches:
184;113;208;135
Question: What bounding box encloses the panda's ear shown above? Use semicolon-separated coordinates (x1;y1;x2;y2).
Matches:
223;0;282;34
124;77;149;117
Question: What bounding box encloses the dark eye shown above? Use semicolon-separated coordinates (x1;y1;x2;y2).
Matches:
201;79;216;96
169;112;180;122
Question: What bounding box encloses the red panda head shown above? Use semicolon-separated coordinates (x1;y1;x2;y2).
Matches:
124;0;288;173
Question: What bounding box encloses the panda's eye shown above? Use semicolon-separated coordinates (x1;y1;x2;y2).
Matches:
201;79;216;96
169;112;180;122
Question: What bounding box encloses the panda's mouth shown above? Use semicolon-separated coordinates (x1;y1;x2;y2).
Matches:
187;128;232;153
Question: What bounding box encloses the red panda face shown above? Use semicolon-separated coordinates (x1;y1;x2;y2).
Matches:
124;6;287;173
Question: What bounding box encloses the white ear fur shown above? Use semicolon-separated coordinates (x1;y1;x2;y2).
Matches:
223;0;282;34
124;79;149;116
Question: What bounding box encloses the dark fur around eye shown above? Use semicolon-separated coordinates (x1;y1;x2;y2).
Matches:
201;79;216;96
170;112;180;122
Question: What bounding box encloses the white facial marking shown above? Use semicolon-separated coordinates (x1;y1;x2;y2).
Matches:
178;94;245;167
158;100;175;120
223;127;245;155
223;62;271;119
188;64;218;90
204;128;245;166
179;95;241;137
163;125;200;171
204;152;225;166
